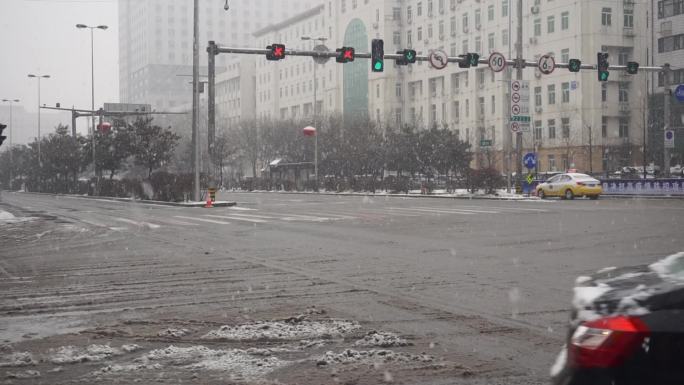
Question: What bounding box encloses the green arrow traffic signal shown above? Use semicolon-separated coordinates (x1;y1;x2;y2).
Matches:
626;61;639;75
469;53;480;67
568;59;581;72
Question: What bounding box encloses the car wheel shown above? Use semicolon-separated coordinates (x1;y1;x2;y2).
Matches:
538;190;545;199
589;195;599;200
564;189;575;200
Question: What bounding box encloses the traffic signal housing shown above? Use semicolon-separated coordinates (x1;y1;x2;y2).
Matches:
626;61;639;75
0;123;6;147
597;52;610;82
266;44;286;61
371;39;384;72
568;59;581;72
336;47;355;63
396;49;417;65
458;53;480;68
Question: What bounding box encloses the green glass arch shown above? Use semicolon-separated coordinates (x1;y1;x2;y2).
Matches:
343;19;369;121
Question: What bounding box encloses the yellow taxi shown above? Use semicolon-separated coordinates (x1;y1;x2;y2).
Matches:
536;173;602;200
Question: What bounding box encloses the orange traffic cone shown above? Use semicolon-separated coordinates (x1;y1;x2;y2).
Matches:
204;196;213;208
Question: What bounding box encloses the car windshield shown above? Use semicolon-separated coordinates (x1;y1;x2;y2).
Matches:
1;1;683;385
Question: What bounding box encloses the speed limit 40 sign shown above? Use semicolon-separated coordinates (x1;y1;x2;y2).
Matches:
538;55;555;75
488;52;506;72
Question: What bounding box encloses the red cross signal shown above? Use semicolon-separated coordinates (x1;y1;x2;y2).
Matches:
336;47;355;63
267;44;286;61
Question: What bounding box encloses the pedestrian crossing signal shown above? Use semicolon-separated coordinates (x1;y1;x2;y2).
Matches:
266;44;286;61
336;47;355;63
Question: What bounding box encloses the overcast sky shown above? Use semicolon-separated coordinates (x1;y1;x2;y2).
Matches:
0;0;119;137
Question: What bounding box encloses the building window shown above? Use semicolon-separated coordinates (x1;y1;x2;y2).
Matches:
453;100;460;120
548;119;556;139
417;27;423;41
488;33;495;52
488;5;494;21
619;51;629;65
658;0;684;19
535;86;542;106
465;99;469;117
561;11;569;30
619;118;629;138
396;83;402;97
619;82;629;102
491;95;496;113
561;48;569;63
602;8;612;26
450;42;457;56
602;116;607;138
462;39;468;53
562;118;570;138
624;8;634;28
548;154;556;171
478;69;485;86
439;20;444;38
407;6;412;22
393;32;401;45
548;84;556;105
547;15;555;33
428;0;433;16
534;19;541;36
502;0;509;17
417;2;422;16
502;29;509;46
393;7;401;20
428;24;433;38
478;97;485;116
475;36;481;53
562;82;570;103
407;30;412;46
657;34;684;53
534;120;542;141
396;108;402;126
450;16;457;35
431;104;437;124
475;9;481;27
561;154;569;171
451;73;459;92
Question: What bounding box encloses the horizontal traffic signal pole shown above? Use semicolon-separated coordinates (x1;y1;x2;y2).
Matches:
211;44;667;74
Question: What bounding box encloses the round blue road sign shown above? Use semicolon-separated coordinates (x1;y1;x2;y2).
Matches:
675;85;684;102
523;153;537;169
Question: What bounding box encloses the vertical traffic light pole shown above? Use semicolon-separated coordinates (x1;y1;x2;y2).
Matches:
663;63;671;177
208;41;217;190
192;0;201;202
515;0;524;189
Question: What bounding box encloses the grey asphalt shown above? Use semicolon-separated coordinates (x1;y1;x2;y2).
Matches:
1;191;682;384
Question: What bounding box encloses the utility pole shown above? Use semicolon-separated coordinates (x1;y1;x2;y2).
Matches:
663;63;672;177
2;99;20;188
208;41;217;190
192;0;201;202
515;0;524;189
588;125;593;173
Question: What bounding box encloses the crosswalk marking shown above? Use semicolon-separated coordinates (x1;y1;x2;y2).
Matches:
413;206;501;214
387;207;477;215
226;213;278;219
174;216;231;225
204;215;267;224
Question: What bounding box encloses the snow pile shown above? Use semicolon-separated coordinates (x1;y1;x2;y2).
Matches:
0;211;34;224
316;349;434;365
354;331;411;348
650;251;684;281
5;370;40;379
0;352;36;367
201;319;360;341
157;328;190;338
49;345;122;364
121;344;142;353
137;345;286;379
572;284;612;322
94;363;162;374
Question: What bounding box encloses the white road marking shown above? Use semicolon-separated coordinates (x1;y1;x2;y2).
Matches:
387;207;476;215
413;206;500;214
112;217;161;229
204;215;267;224
174;216;231;225
226;213;278;219
229;206;258;211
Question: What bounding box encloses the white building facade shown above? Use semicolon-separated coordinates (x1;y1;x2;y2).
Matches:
248;0;651;173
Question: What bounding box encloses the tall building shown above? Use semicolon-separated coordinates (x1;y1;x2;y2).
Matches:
650;0;684;167
118;0;320;111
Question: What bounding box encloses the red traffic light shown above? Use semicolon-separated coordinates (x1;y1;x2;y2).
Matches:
97;122;112;133
302;126;316;137
336;47;355;63
267;44;286;61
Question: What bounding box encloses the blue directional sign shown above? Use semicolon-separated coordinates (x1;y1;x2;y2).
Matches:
675;84;684;102
523;153;537;170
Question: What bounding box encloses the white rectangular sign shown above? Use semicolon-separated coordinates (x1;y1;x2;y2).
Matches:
510;80;531;132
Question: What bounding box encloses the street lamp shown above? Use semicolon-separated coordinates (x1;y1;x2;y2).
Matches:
27;74;50;168
301;36;328;190
76;23;108;191
1;99;20;189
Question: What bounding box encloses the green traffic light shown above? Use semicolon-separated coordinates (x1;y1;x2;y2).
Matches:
599;71;609;81
374;61;383;71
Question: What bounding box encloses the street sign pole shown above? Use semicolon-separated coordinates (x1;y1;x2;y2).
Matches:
664;64;672;177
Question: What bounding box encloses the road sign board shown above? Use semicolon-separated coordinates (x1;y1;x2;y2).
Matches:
526;174;534;184
480;139;493;147
429;50;449;70
313;44;330;64
675;84;684;102
523;153;537;169
488;52;506;72
665;130;675;149
538;55;555;75
510;80;530;132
